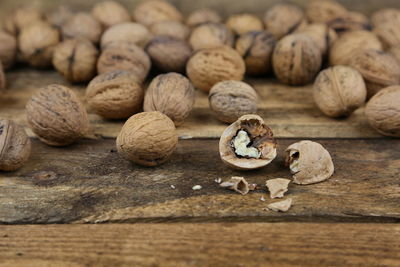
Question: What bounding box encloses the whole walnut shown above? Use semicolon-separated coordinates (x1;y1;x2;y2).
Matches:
365;85;400;137
97;42;151;83
235;31;276;76
389;45;400;64
272;33;322;85
100;22;152;49
0;119;31;171
296;23;337;56
374;21;400;50
186;8;222;28
86;70;143;119
329;30;382;66
46;6;74;29
3;6;43;35
132;0;183;27
0;62;6;91
209;80;258;123
150;21;190;40
92;1;131;29
145;36;192;73
186;46;245;92
306;0;348;24
349;49;400;98
328;12;371;35
62;12;102;43
116;111;178;166
52;38;99;83
313;66;367;118
143;73;195;126
0;31;17;69
189;22;234;51
371;8;400;27
26;84;89;146
18;21;60;68
226;13;264;36
263;3;306;40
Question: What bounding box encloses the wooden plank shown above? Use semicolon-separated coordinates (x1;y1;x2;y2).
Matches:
0;138;399;224
1;223;399;266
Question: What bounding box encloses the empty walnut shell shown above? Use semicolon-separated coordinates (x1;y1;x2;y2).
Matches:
132;0;183;27
100;22;152;49
0;62;6;91
143;73;195;126
0;31;17;69
209;80;258;123
62;12;102;43
187;46;245;92
0;119;31;171
219;114;277;170
285;140;334;185
46;5;74;29
26;84;89;146
296;23;337;56
189;22;234;51
371;8;400;28
226;13;264;36
272;33;322;85
150;21;190;40
91;1;131;29
328;12;371;35
306;0;348;24
3;6;43;35
186;8;222;28
116;111;178;166
365;86;400;137
86;70;143;119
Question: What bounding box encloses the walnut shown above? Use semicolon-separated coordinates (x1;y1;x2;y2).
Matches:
18;21;60;68
295;23;337;56
143;73;195;126
389;45;400;64
52;38;98;83
97;42;151;83
285;140;334;185
313;66;367;118
306;0;348;24
46;6;74;29
266;178;291;199
328;12;371;35
349;49;400;98
267;198;292;212
374;21;400;50
226;13;264;36
150;21;189;40
86;70;143;119
0;31;17;69
208;80;258;123
371;8;400;28
91;1;131;29
272;33;322;85
100;22;152;49
189;22;234;51
263;3;306;40
219;176;250;195
26;84;89;146
116;111;178;166
0;62;5;91
132;0;183;27
235;31;276;76
186;46;245;92
0;119;31;171
219;114;277;170
62;12;102;43
365;86;400;137
3;6;43;35
186;8;222;28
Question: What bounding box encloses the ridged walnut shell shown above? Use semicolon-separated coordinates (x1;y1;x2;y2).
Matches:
0;31;17;69
0;119;31;171
371;8;400;28
100;22;152;49
226;13;264;36
189;22;234;51
150;21;189;40
296;23;337;56
328;11;371;35
116;111;178;166
365;86;400;137
46;6;73;29
3;6;43;35
62;12;102;44
186;46;245;92
91;1;131;29
86;70;144;119
209;80;258;123
143;73;195;126
0;62;6;91
132;0;183;27
306;0;348;24
313;66;367;118
219;114;277;170
272;33;322;85
374;21;400;50
186;8;222;28
285;140;334;185
26;84;89;146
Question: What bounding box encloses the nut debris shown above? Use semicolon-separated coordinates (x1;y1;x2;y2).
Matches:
214;178;222;184
267;198;293;212
220;176;250;195
192;185;202;190
266;178;291;199
170;185;176;189
260;196;266;202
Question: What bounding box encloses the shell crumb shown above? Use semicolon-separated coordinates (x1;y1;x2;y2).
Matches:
170;185;176;189
220;176;250;195
215;178;222;184
192;185;202;190
260;196;266;202
266;198;293;212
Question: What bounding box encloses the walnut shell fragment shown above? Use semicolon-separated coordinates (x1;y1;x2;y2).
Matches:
219;115;277;170
267;198;292;212
266;178;291;199
285;140;334;185
295;23;337;56
219;176;251;195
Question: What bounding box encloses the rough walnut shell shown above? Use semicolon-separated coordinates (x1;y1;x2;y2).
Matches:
91;1;131;29
266;178;291;199
219;114;277;170
306;0;348;24
116;111;178;166
189;22;234;51
186;46;245;92
150;21;190;40
86;70;143;119
371;8;400;28
0;31;17;69
100;22;152;49
186;8;222;28
0;119;31;171
0;62;6;91
295;23;337;56
132;0;183;27
143;73;195;126
365;85;400;137
46;5;74;29
328;11;371;35
209;80;258;123
285;140;334;185
313;65;367;118
62;12;103;43
226;13;264;36
26;84;89;146
374;21;400;50
3;6;43;35
272;33;322;85
389;45;400;64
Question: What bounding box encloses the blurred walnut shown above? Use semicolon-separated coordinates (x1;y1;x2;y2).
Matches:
296;23;337;56
189;22;234;51
62;12;102;43
46;6;74;28
92;1;131;29
374;21;400;50
306;0;348;24
371;8;400;27
132;0;183;27
0;62;6;91
186;8;222;28
150;21;189;40
3;6;43;35
100;22;152;49
226;13;264;36
389;45;400;64
328;12;370;35
0;31;17;69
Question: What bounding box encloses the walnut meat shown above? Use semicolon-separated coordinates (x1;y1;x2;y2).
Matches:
46;6;74;29
306;0;348;24
296;23;337;56
0;31;17;69
86;70;143;119
116;111;178;166
226;13;264;36
100;22;152;49
52;38;98;83
328;12;371;35
3;6;43;35
186;8;222;28
62;12;102;43
92;1;131;29
285;140;334;185
189;22;234;51
0;119;31;171
143;73;195;126
26;84;89;146
209;81;258;123
272;33;322;85
132;0;183;27
219;114;277;170
186;46;245;92
365;86;400;137
150;21;189;40
313;66;367;118
0;62;5;91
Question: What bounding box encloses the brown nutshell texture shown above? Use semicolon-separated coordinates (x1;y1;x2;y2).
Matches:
91;1;131;29
143;73;195;126
0;31;17;69
306;0;348;24
116;111;178;166
226;13;264;36
132;0;183;27
296;23;337;56
46;5;74;29
150;21;190;40
86;70;144;119
100;22;152;49
389;45;400;64
3;6;43;35
26;84;89;146
186;46;245;92
266;178;291;199
0;62;6;91
189;22;234;51
186;8;221;28
209;80;258;123
62;12;103;43
374;21;400;50
328;11;371;35
371;8;400;28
